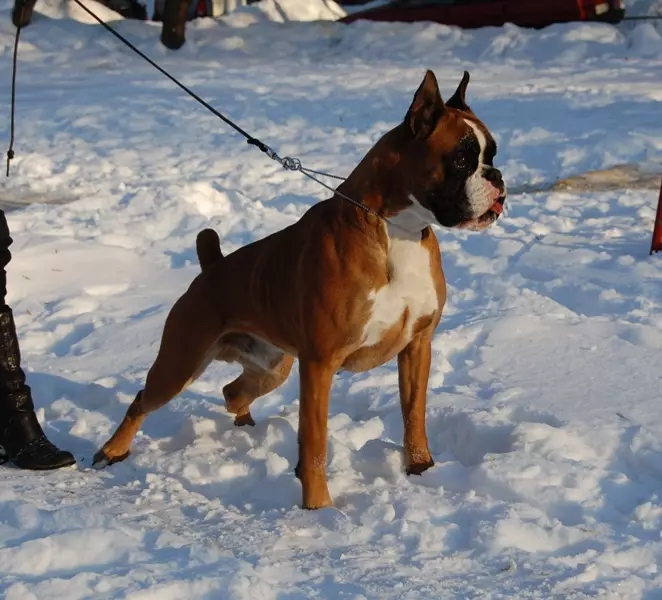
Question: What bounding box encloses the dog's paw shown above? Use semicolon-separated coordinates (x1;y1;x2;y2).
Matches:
302;494;333;510
92;448;130;470
406;458;435;476
234;412;256;427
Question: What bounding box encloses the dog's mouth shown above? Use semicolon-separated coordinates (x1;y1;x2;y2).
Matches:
486;195;506;219
458;195;506;231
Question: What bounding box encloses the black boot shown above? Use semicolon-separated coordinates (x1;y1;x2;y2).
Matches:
0;307;75;470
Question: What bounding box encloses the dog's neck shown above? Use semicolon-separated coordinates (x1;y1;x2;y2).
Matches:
335;127;433;240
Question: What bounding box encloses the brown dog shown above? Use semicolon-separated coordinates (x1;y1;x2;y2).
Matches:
93;70;506;509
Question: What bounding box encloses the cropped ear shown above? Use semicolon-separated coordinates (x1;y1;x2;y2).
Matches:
446;70;473;113
405;70;446;139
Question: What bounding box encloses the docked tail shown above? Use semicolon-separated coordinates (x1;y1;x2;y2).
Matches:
196;228;223;271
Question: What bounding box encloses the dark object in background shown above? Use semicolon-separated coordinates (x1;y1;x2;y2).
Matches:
12;0;147;28
11;0;38;27
153;0;214;50
339;0;626;29
104;0;148;20
155;0;192;49
153;0;213;23
10;0;213;50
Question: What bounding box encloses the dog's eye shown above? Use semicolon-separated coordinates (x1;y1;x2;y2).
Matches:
453;156;469;171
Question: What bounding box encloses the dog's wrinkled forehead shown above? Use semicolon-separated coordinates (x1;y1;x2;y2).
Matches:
455;115;497;167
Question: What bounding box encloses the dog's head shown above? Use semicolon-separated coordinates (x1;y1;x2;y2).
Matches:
386;70;506;232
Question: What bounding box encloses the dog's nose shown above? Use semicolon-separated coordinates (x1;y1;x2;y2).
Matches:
484;167;504;192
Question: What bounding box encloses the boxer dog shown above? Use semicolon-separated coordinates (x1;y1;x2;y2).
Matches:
93;70;506;509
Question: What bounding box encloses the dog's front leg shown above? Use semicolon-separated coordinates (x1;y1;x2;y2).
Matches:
398;329;435;475
297;357;336;509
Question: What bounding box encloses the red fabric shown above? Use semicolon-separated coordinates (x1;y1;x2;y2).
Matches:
651;179;662;255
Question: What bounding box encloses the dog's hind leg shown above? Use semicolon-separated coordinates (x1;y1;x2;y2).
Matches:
93;279;223;468
223;352;294;427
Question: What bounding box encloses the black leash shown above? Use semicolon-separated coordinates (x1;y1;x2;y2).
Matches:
6;20;21;177
66;0;352;187
4;0;409;231
71;0;268;153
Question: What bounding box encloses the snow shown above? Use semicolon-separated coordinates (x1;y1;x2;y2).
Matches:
1;0;662;597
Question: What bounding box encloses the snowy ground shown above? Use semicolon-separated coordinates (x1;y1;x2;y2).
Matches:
1;0;662;597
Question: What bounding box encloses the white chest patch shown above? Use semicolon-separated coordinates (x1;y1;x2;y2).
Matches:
361;233;439;348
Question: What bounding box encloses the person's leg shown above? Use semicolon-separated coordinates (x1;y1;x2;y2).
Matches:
12;0;38;28
160;0;190;50
0;210;75;470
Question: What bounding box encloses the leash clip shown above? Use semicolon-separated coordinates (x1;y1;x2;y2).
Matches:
262;144;301;172
279;156;302;172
